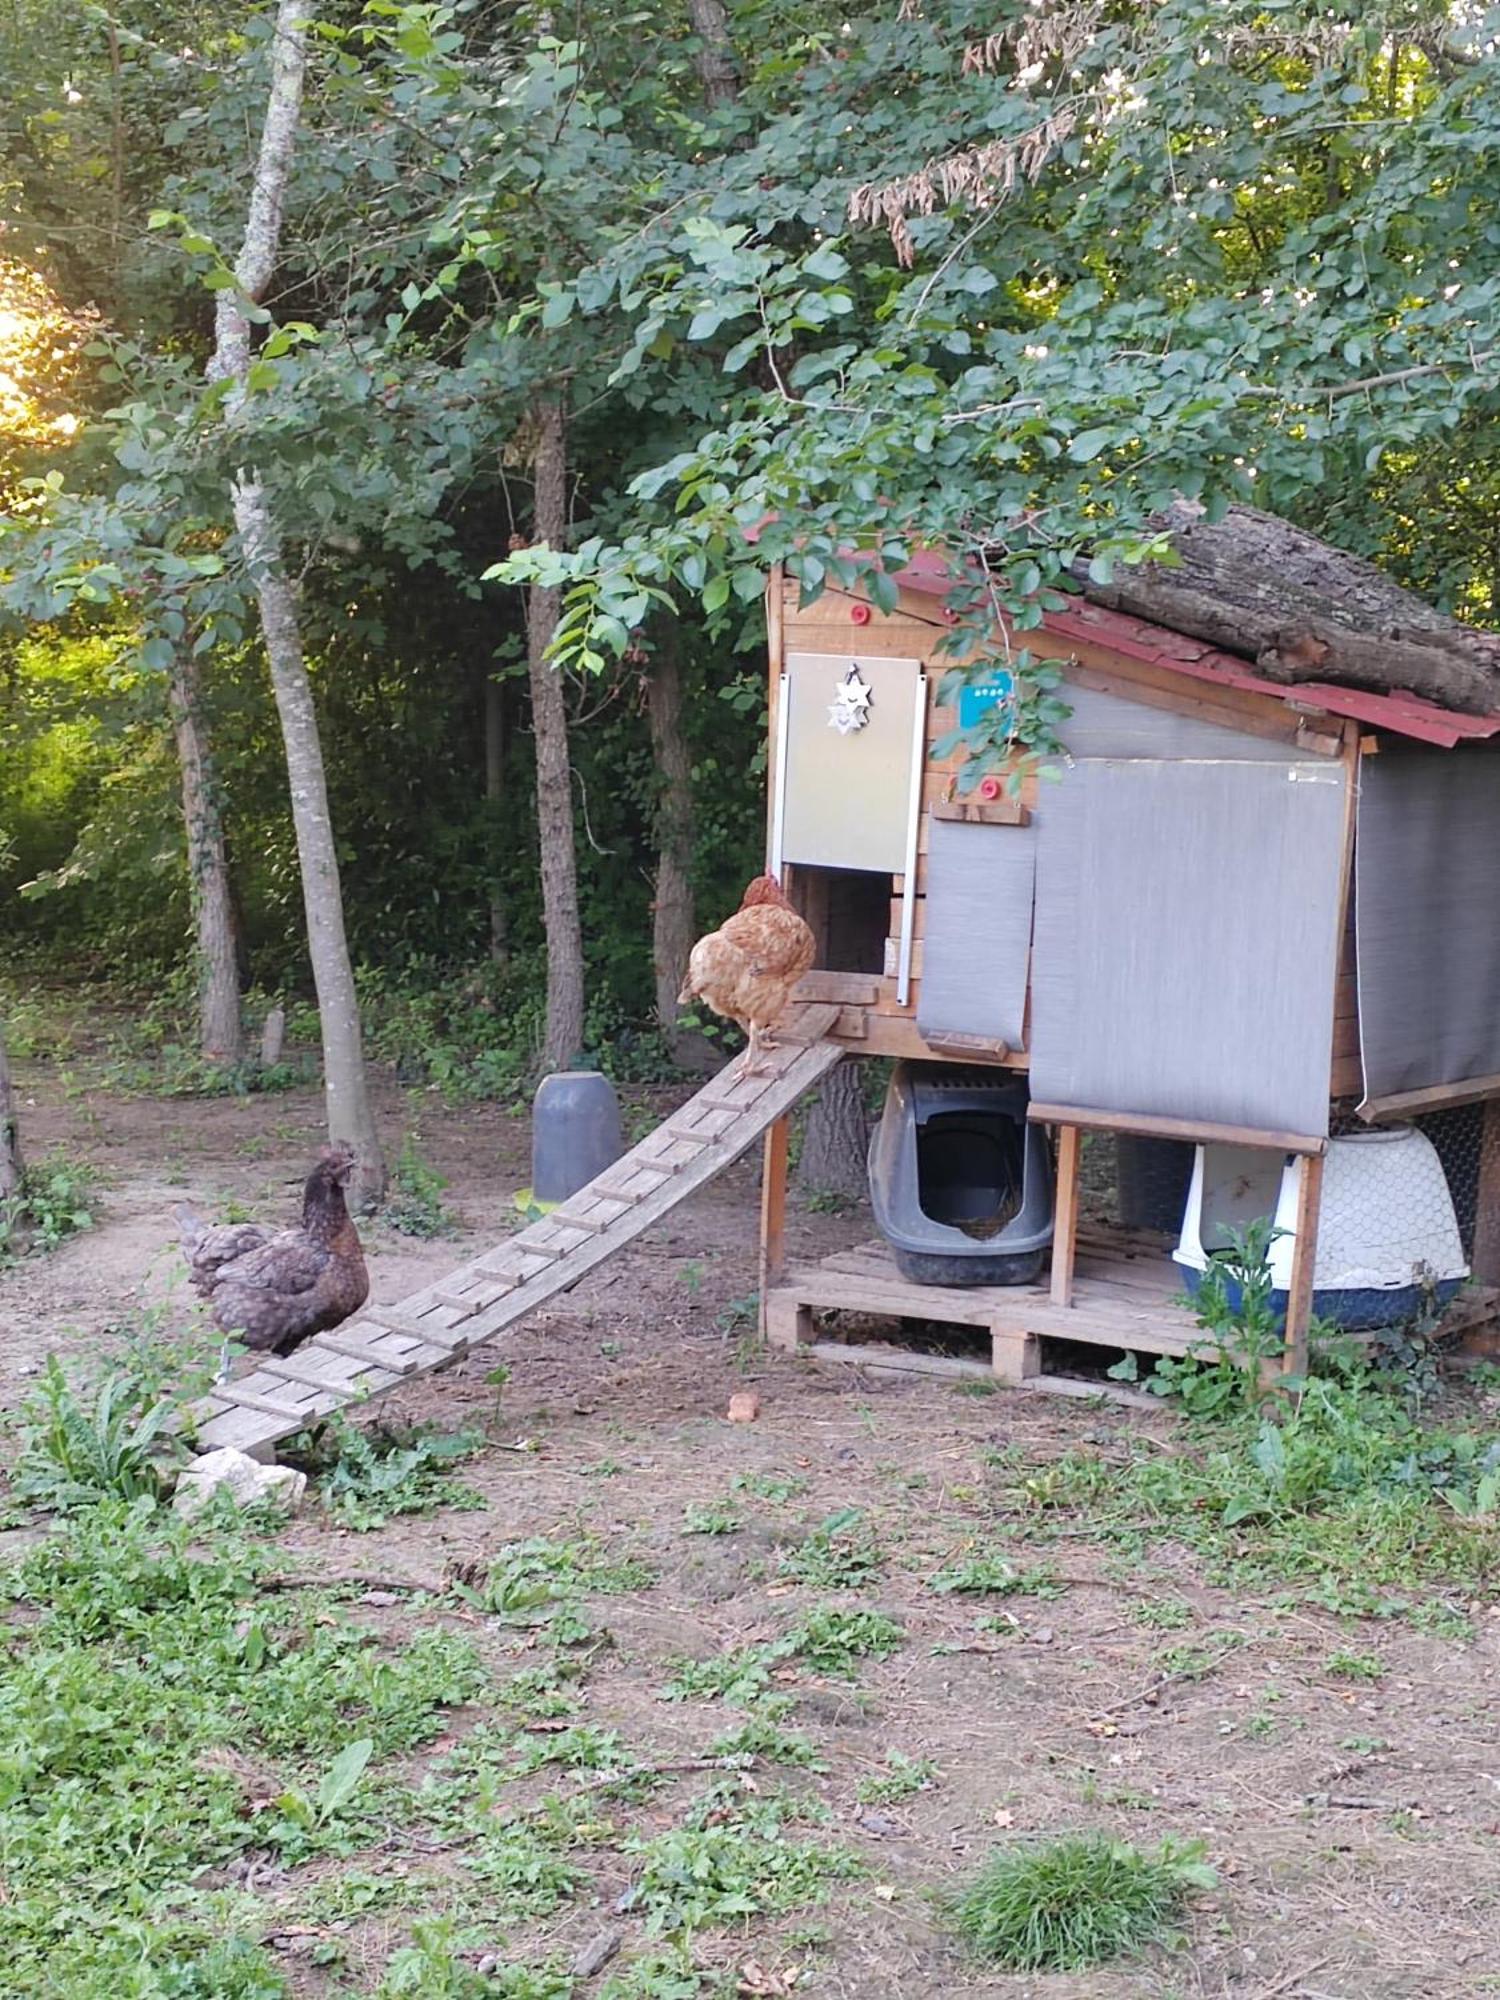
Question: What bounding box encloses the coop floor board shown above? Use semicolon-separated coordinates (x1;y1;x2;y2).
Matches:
767;1231;1218;1388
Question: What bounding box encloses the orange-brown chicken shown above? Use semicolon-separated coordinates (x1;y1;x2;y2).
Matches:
678;874;816;1076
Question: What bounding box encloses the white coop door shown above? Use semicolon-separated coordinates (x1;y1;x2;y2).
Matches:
776;652;925;875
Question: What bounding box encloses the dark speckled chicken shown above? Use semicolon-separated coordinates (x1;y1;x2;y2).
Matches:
177;1145;369;1356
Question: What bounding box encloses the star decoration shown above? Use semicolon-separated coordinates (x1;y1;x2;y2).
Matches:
827;664;873;734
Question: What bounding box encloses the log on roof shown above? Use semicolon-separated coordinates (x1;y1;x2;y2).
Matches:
1071;501;1500;717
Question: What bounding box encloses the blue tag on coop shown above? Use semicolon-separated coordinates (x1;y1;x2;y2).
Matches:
957;675;1014;729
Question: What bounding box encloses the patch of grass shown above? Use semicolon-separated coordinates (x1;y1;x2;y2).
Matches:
623;1789;861;1936
786;1603;904;1676
708;1709;824;1770
471;1535;656;1618
927;1552;1062;1599
1325;1648;1385;1681
1131;1596;1195;1630
777;1509;885;1590
682;1500;743;1536
948;1832;1216;1972
731;1470;806;1504
0;1148;98;1261
382;1132;456;1238
287;1413;485;1530
998;1373;1500;1621
856;1751;937;1805
0;1500;485;1994
660;1642;786;1708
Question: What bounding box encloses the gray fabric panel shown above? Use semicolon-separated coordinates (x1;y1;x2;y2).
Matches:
1031;759;1347;1135
1356;746;1500;1100
1061;682;1291;761
781;652;922;874
917;819;1036;1047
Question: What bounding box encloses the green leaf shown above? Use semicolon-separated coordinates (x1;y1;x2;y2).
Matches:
702;575;730;614
317;1738;374;1822
1067;429;1113;464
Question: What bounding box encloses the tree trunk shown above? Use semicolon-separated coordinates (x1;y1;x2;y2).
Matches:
484;671;509;968
209;0;385;1206
0;1016;23;1213
528;395;586;1072
166;651;243;1066
1074;501;1500;714
797;1057;869;1200
646;624;699;1061
686;0;741;107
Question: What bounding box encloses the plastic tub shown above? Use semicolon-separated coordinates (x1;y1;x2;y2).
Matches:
1173;1128;1467;1331
868;1064;1054;1287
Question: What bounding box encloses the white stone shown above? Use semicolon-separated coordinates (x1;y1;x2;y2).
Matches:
172;1445;306;1521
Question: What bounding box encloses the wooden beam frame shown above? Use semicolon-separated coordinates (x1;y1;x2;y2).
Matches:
1049;1124;1083;1307
1281;1150;1326;1380
757;1113;792;1344
1358;1072;1500;1122
1027;1102;1326;1157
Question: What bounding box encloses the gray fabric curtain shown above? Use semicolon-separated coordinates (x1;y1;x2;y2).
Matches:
1356;746;1500;1101
917;818;1036;1048
1031;758;1347;1136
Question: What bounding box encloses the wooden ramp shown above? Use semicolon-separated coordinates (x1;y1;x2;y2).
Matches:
188;1005;844;1458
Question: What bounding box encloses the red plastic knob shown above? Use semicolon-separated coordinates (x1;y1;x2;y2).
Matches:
849;601;872;625
978;775;1002;802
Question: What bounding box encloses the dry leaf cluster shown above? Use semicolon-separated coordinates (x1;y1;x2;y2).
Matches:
848;108;1076;267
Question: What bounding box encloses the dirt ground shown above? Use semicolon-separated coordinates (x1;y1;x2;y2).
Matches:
3;1056;1500;1999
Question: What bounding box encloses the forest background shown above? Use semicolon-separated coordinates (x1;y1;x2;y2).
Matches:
4;0;1500;1206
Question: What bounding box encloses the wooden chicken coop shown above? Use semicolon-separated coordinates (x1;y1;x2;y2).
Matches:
759;540;1500;1390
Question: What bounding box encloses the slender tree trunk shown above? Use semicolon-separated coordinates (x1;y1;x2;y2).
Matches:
646;624;698;1060
797;1057;869;1200
0;1017;23;1214
209;0;385;1206
167;651;243;1065
686;0;741;107
484;672;509;967
527;394;586;1072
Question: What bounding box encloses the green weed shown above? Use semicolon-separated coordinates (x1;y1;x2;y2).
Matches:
623;1789;860;1936
0;1149;97;1261
927;1552;1062;1599
383;1132;456;1238
12;1355;183;1511
948;1832;1216;1971
288;1413;485;1530
1325;1648;1385;1681
776;1509;884;1590
682;1501;743;1536
786;1603;904;1676
732;1470;807;1503
856;1751;937;1804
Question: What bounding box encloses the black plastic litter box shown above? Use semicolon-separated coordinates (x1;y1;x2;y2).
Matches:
868;1063;1054;1287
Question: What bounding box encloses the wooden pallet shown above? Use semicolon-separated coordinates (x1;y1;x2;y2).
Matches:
188;1005;845;1457
766;1230;1216;1390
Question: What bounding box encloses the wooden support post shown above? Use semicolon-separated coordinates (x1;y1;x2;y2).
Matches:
758;1112;792;1343
1471;1098;1500;1285
1050;1125;1082;1307
1281;1149;1326;1380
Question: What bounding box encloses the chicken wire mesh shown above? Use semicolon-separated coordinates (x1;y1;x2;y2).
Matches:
1083;1105;1490;1286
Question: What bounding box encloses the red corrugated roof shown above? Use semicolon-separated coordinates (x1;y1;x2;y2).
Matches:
886;551;1500;750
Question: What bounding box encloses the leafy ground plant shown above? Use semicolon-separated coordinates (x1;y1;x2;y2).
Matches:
948;1833;1217;1972
382;1131;457;1238
12;1355;183;1510
0;1149;97;1261
776;1509;885;1589
288;1413;484;1530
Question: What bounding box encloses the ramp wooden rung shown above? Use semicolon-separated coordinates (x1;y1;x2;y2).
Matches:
315;1332;419;1375
185;1027;847;1459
